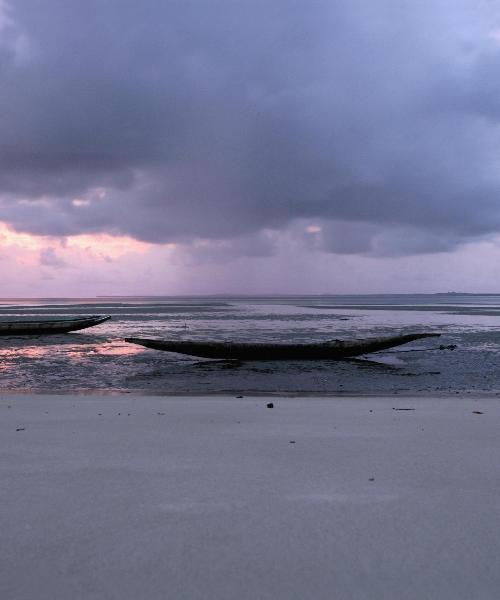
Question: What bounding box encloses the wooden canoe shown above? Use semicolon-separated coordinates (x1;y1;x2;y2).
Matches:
125;332;440;360
0;315;111;335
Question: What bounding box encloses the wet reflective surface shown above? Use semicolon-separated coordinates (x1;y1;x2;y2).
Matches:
0;294;499;394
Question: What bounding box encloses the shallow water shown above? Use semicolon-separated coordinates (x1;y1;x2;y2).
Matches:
0;294;499;395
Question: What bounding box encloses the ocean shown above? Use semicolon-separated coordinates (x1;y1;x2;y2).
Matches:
0;294;499;395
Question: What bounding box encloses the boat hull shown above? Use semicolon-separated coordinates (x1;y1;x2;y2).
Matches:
125;332;440;360
0;315;111;335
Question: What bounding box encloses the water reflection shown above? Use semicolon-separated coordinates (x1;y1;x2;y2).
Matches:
92;341;145;356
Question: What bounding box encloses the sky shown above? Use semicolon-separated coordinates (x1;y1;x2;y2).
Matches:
1;0;500;295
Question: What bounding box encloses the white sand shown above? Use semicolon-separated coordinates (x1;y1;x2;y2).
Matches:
1;394;500;600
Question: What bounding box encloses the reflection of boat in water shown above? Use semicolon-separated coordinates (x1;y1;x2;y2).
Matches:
0;315;111;335
125;332;440;360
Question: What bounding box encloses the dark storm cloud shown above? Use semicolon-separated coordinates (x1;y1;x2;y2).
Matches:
1;0;500;255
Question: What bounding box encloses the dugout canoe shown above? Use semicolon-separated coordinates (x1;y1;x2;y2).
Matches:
125;332;440;360
0;315;111;335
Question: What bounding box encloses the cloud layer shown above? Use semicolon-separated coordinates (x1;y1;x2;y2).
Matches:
1;0;500;256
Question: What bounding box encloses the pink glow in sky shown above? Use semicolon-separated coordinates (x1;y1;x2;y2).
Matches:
2;220;500;296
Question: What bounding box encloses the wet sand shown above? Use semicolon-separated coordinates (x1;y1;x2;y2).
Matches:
1;394;500;599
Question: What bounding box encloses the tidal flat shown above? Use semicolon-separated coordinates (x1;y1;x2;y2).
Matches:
0;294;499;395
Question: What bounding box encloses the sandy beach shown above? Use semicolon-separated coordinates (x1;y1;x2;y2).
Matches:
1;394;499;599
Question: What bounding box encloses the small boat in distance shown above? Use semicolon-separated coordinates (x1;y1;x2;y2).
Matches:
125;332;440;361
0;315;111;336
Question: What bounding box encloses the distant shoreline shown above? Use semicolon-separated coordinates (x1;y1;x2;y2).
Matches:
0;292;500;301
